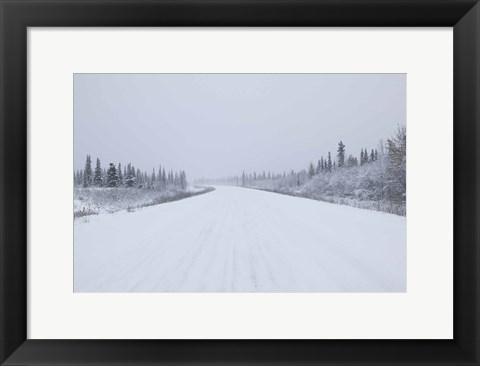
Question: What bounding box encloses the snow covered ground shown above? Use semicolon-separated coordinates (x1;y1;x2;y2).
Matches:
74;186;212;218
74;186;406;292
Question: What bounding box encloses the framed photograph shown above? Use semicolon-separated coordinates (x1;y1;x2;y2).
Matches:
1;0;479;365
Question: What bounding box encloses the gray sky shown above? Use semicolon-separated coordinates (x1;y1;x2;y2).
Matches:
74;74;405;180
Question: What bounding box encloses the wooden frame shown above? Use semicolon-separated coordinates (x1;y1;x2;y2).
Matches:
1;1;479;365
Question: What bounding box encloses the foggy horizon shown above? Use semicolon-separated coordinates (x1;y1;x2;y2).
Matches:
74;73;406;181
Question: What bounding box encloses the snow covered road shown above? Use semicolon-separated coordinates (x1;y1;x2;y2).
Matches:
74;186;406;292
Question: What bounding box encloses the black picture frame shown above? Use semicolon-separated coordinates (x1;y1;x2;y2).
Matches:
1;1;479;365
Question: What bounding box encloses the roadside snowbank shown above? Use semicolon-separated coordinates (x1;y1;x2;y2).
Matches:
74;186;214;219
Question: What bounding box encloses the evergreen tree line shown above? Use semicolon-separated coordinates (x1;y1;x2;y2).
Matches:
197;125;406;214
196;171;293;187
75;157;188;191
307;143;379;178
200;144;382;188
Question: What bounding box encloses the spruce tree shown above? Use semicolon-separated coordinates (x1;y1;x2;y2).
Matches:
125;164;136;187
118;163;123;187
327;152;332;172
83;155;93;188
316;160;322;174
106;163;118;187
136;169;142;186
93;158;103;187
181;171;187;190
337;141;346;168
104;168;108;186
308;163;316;178
75;170;83;186
151;168;156;188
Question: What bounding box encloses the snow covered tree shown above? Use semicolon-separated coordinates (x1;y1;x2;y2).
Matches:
118;163;123;187
337;141;345;168
162;168;166;189
136;169;142;187
316;160;322;174
93;158;103;187
102;168;107;186
370;149;375;162
124;164;136;187
346;154;357;167
308;163;316;178
385;125;406;203
83;155;93;188
74;170;81;186
106;163;118;187
327;152;332;172
150;168;156;188
76;170;84;187
180;171;187;190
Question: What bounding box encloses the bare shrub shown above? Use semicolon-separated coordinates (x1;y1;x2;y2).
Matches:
74;186;215;219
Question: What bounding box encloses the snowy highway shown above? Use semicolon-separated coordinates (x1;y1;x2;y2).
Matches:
74;186;406;292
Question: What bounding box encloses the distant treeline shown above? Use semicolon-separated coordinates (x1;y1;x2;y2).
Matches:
198;125;406;215
74;157;188;191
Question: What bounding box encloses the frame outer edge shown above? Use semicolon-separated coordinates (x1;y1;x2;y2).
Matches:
0;0;4;362
454;2;480;365
1;0;480;365
0;0;28;364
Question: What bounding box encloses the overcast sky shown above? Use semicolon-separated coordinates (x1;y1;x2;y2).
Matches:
74;74;405;180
